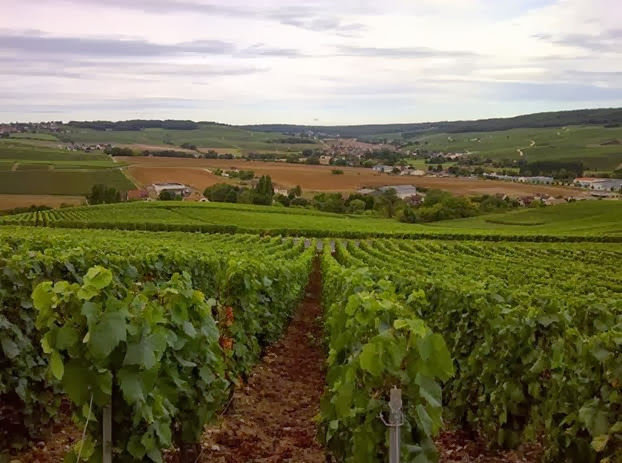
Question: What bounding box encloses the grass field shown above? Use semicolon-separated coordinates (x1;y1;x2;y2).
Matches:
63;125;321;153
427;200;622;234
0;170;135;195
404;125;622;170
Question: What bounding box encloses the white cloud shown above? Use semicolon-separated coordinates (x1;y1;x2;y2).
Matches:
0;0;621;123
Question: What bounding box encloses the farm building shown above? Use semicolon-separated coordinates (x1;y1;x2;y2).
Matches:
379;185;418;199
574;178;622;191
152;183;191;197
372;165;393;173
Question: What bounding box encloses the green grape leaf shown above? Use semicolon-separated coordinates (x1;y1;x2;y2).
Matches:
88;311;127;359
359;342;383;377
50;350;64;380
32;281;54;311
62;361;91;405
118;369;145;404
415;373;442;408
124;333;165;370
83;266;113;290
56;325;79;350
591;434;609;452
1;336;19;359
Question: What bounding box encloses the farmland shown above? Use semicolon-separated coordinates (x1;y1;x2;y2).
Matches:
0;140;132;197
427;200;622;234
2;199;621;239
0;194;85;210
0;170;134;195
119;156;581;196
1;225;620;463
62;124;320;153
403;125;622;171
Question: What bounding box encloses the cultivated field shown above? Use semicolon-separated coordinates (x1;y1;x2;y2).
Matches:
0;194;85;210
63;125;320;153
0;170;134;195
2;225;621;463
404;125;622;170
120;156;582;196
4;199;620;238
428;199;622;234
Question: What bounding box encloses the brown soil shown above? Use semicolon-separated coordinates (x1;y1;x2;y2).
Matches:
118;157;582;197
195;260;326;463
437;429;543;462
5;402;81;463
0;194;85;210
127;166;236;191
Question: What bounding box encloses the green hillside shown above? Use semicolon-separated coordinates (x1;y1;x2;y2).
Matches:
404;125;622;170
428;200;622;235
62;124;320;153
3;199;621;239
241;107;622;137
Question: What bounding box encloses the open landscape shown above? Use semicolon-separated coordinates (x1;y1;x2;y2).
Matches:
2;0;622;461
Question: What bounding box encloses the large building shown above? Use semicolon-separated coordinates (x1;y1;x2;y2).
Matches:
152;183;192;197
574;178;622;191
379;185;418;199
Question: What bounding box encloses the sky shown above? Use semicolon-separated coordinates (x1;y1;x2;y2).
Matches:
1;0;621;125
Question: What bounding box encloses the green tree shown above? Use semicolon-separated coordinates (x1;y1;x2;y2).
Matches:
159;190;177;201
203;184;238;203
377;189;400;218
290;197;309;207
347;199;366;214
87;184;121;205
288;185;302;198
274;194;291;207
399;206;417;223
253;176;274;205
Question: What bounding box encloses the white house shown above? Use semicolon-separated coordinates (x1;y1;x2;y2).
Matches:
152;183;191;197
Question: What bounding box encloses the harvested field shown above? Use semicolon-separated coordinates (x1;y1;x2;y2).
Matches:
127;166;236;191
119;157;582;197
0;194;85;210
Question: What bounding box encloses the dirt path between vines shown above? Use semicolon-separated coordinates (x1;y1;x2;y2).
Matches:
197;261;326;463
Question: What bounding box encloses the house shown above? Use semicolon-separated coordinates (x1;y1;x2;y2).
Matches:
573;177;602;188
592;179;622;191
372;165;393;173
530;176;554;184
405;193;425;206
379;185;418;199
274;188;289;196
126;189;149;201
152;183;191;197
319;155;332;165
357;188;375;195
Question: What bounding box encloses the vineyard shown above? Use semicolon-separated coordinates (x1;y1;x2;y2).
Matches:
324;239;622;462
2;201;622;241
1;226;621;462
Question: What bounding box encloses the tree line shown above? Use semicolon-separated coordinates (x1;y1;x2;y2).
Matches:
68;120;199;131
240;107;622;137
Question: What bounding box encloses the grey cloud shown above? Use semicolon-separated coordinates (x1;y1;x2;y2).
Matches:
0;33;235;57
238;44;304;58
63;0;367;35
534;29;622;52
335;45;477;58
0;97;206;113
0;32;301;62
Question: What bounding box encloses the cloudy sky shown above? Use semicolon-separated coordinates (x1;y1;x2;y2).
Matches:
1;0;621;124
